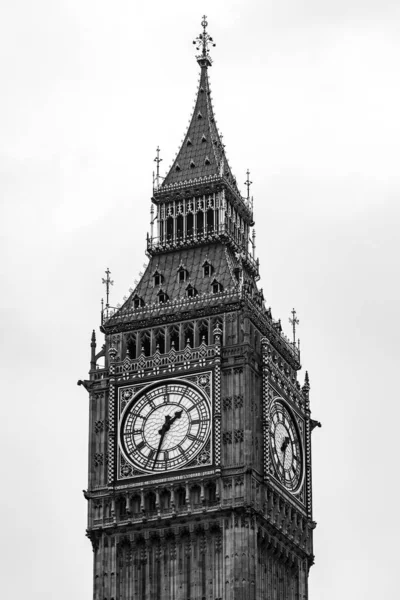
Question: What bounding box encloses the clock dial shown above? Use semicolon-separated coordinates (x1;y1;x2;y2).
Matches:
270;399;303;493
119;380;211;473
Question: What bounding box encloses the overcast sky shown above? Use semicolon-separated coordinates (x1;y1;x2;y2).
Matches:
1;1;400;598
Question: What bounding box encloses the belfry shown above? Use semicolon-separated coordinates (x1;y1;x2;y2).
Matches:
80;17;318;600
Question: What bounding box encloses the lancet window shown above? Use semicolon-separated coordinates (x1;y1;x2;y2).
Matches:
198;319;209;344
183;322;194;347
154;328;165;354
126;334;137;359
169;325;180;351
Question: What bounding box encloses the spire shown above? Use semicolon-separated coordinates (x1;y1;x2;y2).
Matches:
161;18;239;192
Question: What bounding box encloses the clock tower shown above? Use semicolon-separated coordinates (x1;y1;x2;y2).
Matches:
80;17;318;600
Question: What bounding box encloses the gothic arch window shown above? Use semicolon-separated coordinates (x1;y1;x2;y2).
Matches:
205;482;217;503
197;211;204;236
176;214;184;240
202;260;214;277
183;322;194;347
206;208;214;233
198;320;209;344
175;487;186;508
190;484;201;506
211;279;223;294
166;216;173;241
169;325;180;351
154;328;165;354
153;270;164;287
160;489;171;511
186;284;197;298
117;497;127;520
131;494;141;515
187;212;194;237
126;333;137;359
157;289;169;304
140;330;151;356
144;492;156;513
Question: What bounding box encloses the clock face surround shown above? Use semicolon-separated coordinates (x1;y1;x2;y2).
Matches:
119;379;211;473
270;398;304;493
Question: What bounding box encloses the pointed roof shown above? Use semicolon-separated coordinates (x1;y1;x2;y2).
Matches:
161;22;239;193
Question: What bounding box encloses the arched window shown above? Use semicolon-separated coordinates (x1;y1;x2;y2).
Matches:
131;494;141;515
206;208;214;233
183;322;194;347
176;214;183;240
197;211;204;236
166;216;173;241
175;487;186;508
169;325;180;351
198;320;209;345
191;484;201;506
205;482;217;503
126;334;136;359
155;328;165;354
139;330;151;356
187;213;194;237
145;492;156;513
160;489;171;511
117;497;127;520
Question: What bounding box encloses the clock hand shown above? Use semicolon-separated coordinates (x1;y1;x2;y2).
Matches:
153;415;171;469
153;411;183;470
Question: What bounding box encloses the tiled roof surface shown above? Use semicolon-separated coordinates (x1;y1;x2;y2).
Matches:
131;243;238;308
162;65;239;191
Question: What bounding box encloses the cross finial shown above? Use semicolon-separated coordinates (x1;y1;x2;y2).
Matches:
193;16;216;67
154;146;162;189
289;308;299;345
244;169;253;201
102;268;114;310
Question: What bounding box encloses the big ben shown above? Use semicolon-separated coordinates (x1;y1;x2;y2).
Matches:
79;17;318;600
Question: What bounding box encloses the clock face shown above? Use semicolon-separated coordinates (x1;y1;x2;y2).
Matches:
270;399;304;493
119;380;211;473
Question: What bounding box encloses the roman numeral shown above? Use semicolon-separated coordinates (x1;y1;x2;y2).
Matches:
136;441;145;450
187;434;197;441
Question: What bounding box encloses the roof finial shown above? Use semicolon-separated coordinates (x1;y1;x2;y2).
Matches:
154;146;162;189
289;308;299;346
244;169;253;202
102;268;114;311
193;16;215;67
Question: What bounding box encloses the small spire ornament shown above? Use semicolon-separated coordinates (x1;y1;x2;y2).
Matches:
102;268;114;310
245;169;253;202
154;146;162;189
289;308;299;346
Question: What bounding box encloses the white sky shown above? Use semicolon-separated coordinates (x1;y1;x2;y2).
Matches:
1;1;399;598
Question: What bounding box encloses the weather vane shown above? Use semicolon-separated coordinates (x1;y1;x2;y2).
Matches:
289;308;299;345
193;16;216;63
244;169;253;201
102;268;114;310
